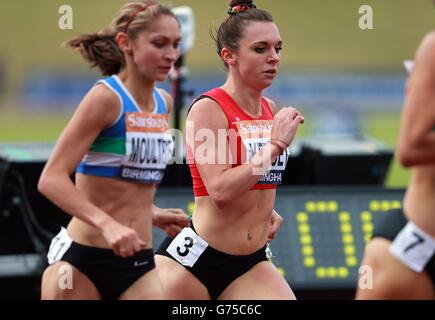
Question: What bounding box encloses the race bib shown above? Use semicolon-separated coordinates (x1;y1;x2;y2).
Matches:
235;120;289;184
121;112;174;183
166;227;208;267
389;222;435;272
47;227;73;265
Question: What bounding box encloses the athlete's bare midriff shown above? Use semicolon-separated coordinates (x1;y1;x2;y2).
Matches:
192;188;275;255
67;173;156;249
403;166;435;237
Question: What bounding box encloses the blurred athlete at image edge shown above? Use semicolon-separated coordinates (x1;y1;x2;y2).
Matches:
356;29;435;300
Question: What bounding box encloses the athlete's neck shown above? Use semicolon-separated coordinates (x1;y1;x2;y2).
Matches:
221;79;263;118
117;69;155;113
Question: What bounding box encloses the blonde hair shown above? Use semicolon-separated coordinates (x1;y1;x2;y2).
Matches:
64;1;176;76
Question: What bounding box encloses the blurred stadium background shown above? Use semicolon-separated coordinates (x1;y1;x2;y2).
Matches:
2;0;435;186
0;0;434;299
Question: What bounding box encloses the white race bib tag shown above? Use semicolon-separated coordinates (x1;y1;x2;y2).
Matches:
389;222;435;272
121;112;174;183
166;227;208;267
47;227;73;265
235;120;289;185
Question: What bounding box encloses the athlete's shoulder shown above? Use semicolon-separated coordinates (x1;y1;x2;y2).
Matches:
417;31;435;60
190;93;221;113
188;93;227;128
421;31;435;47
86;81;120;109
263;97;278;114
412;31;435;78
76;81;121;128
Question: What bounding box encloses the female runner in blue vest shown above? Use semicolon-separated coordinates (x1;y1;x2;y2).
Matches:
155;0;304;300
38;0;189;300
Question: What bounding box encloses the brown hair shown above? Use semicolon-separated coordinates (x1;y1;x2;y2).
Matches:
215;0;273;67
64;1;176;76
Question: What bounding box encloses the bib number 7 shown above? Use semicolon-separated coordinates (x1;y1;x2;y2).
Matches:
403;232;425;253
389;222;435;272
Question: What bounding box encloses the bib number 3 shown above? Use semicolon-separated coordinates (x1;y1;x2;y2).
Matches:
166;227;208;267
176;237;194;257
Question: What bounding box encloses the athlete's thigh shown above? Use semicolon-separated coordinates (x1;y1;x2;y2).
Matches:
356;238;433;300
218;261;296;300
41;262;101;300
118;268;164;300
155;255;210;300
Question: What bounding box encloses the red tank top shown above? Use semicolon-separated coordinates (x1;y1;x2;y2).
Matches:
187;88;290;197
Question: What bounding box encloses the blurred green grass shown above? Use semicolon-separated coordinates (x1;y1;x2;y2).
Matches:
1;0;435;92
0;110;69;142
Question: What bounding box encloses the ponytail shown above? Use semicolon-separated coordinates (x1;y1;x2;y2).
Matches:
64;1;175;76
64;27;124;76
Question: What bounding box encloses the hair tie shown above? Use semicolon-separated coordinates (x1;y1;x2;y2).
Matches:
124;1;157;32
228;4;256;15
